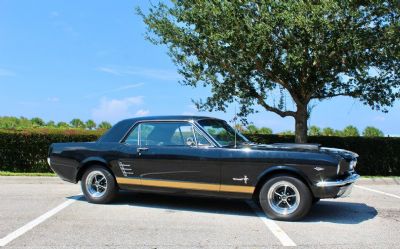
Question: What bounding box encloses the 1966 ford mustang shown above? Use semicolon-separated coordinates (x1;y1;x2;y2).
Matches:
48;116;360;221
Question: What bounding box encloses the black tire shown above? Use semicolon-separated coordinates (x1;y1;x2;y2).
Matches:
259;175;312;221
81;165;118;204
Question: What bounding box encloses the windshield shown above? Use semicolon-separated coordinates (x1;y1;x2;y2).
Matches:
197;119;249;146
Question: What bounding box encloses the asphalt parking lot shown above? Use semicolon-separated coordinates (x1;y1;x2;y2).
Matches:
0;177;399;249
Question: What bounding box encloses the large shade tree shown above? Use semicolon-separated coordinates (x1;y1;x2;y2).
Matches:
138;0;399;143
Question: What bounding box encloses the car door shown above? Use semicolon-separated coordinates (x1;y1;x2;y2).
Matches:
120;121;222;194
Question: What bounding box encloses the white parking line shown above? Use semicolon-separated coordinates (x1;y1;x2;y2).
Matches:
0;195;82;247
355;185;400;200
246;200;296;247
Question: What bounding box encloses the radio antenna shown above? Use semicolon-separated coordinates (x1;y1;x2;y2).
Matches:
234;105;237;148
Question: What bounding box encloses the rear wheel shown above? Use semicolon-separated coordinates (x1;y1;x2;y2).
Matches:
81;166;117;204
259;175;312;221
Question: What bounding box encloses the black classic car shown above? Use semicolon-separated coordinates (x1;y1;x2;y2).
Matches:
48;116;360;221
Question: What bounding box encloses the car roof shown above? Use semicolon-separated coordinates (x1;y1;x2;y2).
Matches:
120;115;219;123
98;115;221;143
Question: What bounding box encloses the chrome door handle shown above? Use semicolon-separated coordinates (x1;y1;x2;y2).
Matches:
137;147;149;153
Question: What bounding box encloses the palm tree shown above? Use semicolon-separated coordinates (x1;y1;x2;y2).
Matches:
70;119;85;129
85;120;96;130
98;121;112;130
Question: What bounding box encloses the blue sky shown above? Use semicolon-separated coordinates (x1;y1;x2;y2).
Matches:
0;0;399;135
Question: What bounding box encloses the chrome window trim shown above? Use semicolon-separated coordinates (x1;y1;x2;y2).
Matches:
120;123;140;145
119;119;218;148
138;123;142;146
191;125;198;146
194;118;249;147
193;120;222;147
192;123;215;147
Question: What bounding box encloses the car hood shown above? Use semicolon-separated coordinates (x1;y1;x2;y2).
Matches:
249;143;358;160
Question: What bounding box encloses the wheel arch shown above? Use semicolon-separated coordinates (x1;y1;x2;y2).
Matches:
76;157;114;182
253;166;314;200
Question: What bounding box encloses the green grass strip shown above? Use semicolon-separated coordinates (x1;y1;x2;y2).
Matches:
0;171;56;176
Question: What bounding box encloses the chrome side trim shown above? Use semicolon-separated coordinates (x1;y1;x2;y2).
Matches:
316;174;360;187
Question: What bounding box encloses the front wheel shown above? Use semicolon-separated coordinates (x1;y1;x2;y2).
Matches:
259;175;312;221
81;166;117;204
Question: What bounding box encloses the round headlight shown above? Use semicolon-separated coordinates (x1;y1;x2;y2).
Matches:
349;160;357;170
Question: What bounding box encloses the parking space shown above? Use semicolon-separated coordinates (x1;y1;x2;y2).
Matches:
0;177;80;239
0;176;399;248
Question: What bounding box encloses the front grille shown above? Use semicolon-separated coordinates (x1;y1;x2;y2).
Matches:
338;158;357;176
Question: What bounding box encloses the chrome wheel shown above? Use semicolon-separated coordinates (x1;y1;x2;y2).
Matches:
267;181;300;215
85;170;108;198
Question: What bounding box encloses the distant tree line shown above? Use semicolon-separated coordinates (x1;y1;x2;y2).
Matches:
0;116;112;130
0;116;386;137
239;124;385;137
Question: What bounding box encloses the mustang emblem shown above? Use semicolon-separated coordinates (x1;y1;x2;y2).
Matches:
233;175;249;184
314;167;325;171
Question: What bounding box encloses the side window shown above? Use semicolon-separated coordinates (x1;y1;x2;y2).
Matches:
140;122;194;147
140;123;155;145
171;124;196;146
124;125;139;145
194;128;212;146
125;122;213;147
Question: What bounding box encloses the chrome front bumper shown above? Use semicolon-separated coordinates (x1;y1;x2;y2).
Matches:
316;173;360;187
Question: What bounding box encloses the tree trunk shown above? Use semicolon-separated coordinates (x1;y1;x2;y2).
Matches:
295;104;308;143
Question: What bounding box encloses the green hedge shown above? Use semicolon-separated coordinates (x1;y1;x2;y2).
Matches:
0;129;102;172
0;129;399;175
247;134;400;176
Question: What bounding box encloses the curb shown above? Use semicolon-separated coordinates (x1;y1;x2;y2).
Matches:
357;177;400;185
0;176;66;184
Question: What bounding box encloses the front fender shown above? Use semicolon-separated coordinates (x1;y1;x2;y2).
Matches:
256;165;314;188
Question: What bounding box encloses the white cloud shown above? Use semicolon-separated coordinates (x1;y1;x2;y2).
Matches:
52;19;79;37
135;109;150;116
50;11;60;17
91;96;146;123
97;67;121;76
97;66;181;81
0;68;15;76
84;83;144;98
114;83;144;91
374;115;386;122
47;97;59;102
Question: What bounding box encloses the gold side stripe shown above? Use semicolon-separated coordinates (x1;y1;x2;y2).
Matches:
220;185;255;193
117;177;141;185
116;177;254;194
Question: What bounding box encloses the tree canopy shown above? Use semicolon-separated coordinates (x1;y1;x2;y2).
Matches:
70;119;85;129
138;0;399;143
98;121;112;130
85;120;97;130
363;126;384;137
343;125;360;136
0;116;111;130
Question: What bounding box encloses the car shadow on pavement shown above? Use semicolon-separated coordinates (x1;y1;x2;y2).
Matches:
69;192;377;224
303;200;377;224
112;191;257;217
